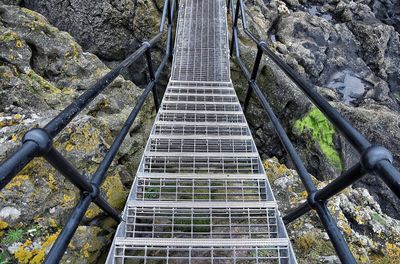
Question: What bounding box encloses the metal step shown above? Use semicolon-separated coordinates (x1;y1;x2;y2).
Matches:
133;177;273;202
106;0;297;262
109;238;292;264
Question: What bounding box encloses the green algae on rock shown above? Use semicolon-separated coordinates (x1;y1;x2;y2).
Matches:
293;107;342;169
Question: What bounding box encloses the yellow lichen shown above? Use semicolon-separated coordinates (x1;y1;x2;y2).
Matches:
15;39;24;48
6;174;30;189
102;175;127;210
82;242;91;258
47;173;56;190
386;242;400;258
65;143;74;152
42;231;60;248
85;207;101;219
63;194;75;204
0;220;8;230
14;240;33;264
49;218;58;228
30;250;45;264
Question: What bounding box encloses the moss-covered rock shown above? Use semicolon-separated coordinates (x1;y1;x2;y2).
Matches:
0;4;155;263
265;157;400;264
293;108;342;169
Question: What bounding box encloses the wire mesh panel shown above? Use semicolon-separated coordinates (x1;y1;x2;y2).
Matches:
134;178;271;202
106;0;297;262
125;205;278;239
152;124;251;137
113;239;291;264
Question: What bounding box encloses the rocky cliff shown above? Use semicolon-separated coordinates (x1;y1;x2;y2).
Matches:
0;3;154;263
232;0;400;220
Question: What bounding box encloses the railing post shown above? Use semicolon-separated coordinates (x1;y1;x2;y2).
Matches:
167;0;174;61
144;45;160;112
230;0;240;57
244;44;264;112
227;0;231;13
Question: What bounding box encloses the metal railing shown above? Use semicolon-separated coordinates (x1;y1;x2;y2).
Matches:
0;0;176;263
228;0;400;263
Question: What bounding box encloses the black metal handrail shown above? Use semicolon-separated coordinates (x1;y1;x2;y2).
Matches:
228;0;400;263
0;0;176;263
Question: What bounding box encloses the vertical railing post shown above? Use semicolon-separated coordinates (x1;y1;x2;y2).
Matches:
243;44;263;112
227;0;231;13
144;46;160;112
230;0;240;57
167;0;174;61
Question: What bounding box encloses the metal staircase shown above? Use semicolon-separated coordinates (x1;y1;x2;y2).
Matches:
106;0;296;262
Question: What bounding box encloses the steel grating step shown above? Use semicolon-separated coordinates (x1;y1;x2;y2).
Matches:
161;102;241;112
133;177;273;202
157;112;246;123
110;238;292;264
165;89;236;95
163;94;238;103
141;155;262;174
124;203;279;239
147;138;256;153
152;123;251;136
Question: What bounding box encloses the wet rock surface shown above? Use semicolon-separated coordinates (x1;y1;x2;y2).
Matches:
0;4;154;263
233;0;400;219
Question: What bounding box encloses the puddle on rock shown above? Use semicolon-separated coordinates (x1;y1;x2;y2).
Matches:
327;70;369;104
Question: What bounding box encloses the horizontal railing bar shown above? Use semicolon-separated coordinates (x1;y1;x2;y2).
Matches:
374;160;400;198
0;141;39;189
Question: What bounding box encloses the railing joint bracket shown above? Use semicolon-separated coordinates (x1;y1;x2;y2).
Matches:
22;128;52;156
360;145;393;171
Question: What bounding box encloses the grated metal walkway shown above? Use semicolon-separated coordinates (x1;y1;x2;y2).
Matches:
106;0;296;262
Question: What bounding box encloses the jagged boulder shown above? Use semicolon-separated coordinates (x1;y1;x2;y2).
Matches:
0;4;154;263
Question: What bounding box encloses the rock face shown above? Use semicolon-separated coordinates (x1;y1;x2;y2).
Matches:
265;157;400;264
22;0;162;62
233;0;400;219
0;4;154;263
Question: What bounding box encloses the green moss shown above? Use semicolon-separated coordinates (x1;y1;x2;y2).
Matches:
1;229;24;245
372;213;386;226
27;70;60;93
0;250;11;264
294;232;335;261
0;31;19;42
294;108;342;169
